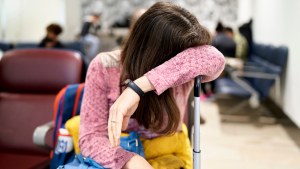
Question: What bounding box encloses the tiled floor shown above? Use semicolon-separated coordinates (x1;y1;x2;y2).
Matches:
199;101;300;169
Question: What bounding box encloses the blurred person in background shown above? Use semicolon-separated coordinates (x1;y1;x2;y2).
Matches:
225;27;249;59
38;23;64;48
239;19;253;53
129;8;147;31
114;8;147;50
211;22;236;57
80;13;101;64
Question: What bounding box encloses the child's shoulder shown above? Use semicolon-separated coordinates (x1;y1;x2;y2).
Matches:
96;50;121;68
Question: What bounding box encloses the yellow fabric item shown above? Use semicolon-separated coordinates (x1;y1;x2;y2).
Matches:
65;115;81;154
65;116;192;169
148;155;185;169
141;123;192;169
121;133;130;137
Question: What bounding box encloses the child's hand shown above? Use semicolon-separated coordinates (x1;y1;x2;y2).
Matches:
108;76;154;148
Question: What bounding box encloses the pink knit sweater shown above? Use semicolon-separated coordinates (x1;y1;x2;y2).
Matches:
78;45;225;169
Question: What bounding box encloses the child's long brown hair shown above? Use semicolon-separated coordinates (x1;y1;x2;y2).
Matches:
120;2;211;135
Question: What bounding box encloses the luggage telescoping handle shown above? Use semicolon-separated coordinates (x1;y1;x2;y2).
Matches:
193;75;202;169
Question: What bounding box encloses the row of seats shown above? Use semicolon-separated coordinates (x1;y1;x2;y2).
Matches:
216;42;288;114
0;49;84;169
0;41;85;55
0;41;88;82
245;43;288;98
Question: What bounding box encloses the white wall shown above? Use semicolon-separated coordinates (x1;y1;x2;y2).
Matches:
0;0;81;42
63;0;82;41
238;0;300;128
0;0;3;39
237;0;252;25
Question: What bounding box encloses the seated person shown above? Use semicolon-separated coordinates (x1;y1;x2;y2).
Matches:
211;22;236;58
78;2;225;169
38;23;64;48
80;13;101;63
225;27;249;59
239;19;253;50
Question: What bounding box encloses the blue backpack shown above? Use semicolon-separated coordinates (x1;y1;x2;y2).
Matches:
50;83;145;169
50;83;85;169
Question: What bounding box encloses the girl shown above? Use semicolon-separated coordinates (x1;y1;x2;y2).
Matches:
79;2;225;169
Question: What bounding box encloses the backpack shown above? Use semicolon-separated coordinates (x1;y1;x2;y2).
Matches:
50;83;85;169
50;83;145;169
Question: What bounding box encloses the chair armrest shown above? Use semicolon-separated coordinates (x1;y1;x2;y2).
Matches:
33;121;54;152
232;71;279;79
243;65;265;71
243;61;259;66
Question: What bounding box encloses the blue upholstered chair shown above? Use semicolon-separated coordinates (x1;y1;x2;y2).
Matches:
216;43;288;117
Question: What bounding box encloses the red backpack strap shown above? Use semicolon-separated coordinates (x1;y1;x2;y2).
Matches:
72;83;85;117
53;91;66;147
51;85;68;158
53;86;68;123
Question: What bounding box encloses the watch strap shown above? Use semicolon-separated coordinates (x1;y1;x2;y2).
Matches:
125;79;145;98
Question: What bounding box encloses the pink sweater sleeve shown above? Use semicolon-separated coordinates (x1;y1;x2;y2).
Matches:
145;45;225;95
79;58;135;169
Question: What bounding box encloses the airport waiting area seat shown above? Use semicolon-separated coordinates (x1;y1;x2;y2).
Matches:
216;43;288;117
13;41;88;81
14;41;85;55
14;42;40;49
0;49;83;169
64;41;85;55
0;41;13;52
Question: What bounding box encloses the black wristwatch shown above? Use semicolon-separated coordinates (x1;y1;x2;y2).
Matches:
125;79;145;98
